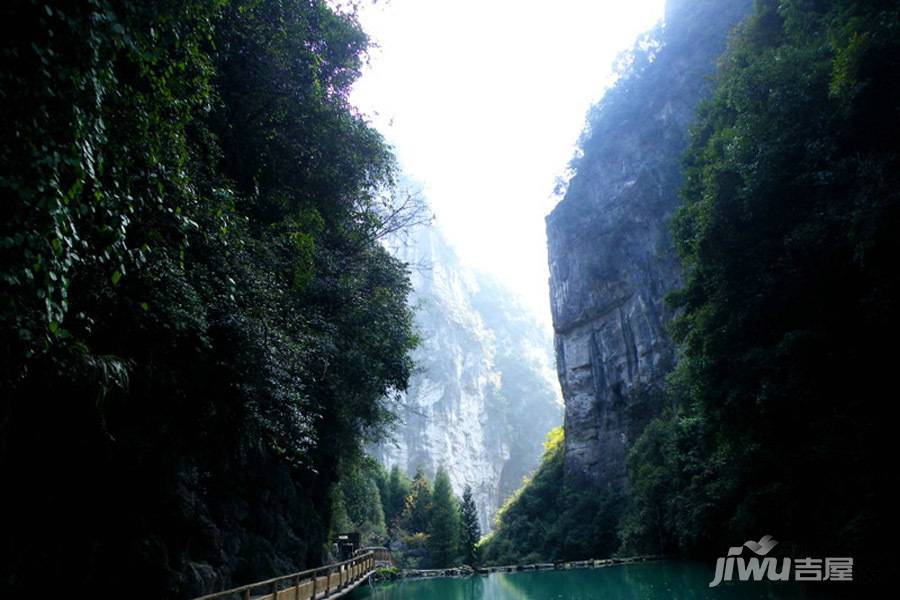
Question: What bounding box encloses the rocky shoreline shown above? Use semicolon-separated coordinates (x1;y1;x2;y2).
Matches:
375;555;668;581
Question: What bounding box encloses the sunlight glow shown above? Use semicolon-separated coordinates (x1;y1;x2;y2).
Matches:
351;0;667;326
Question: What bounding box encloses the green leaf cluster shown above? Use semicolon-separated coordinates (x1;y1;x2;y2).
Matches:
480;428;624;565
1;1;417;596
625;0;900;559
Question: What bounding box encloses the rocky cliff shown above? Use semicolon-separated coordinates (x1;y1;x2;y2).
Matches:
546;0;752;487
376;225;562;530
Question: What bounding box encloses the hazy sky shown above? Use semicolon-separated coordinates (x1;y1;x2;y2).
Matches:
351;0;666;326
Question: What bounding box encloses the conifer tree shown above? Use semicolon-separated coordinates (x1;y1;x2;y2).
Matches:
458;485;481;565
428;466;461;568
402;467;433;534
385;464;412;529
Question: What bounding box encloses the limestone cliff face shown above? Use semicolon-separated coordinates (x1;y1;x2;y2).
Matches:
377;226;561;530
546;0;751;487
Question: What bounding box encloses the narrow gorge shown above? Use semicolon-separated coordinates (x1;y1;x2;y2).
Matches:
482;0;754;564
4;0;896;596
376;225;562;531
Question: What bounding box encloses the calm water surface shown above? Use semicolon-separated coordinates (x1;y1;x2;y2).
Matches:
349;560;827;599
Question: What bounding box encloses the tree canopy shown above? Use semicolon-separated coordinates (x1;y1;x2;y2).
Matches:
487;0;899;570
624;0;900;561
1;1;418;596
428;467;461;568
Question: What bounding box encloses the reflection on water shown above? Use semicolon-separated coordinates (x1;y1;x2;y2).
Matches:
349;560;823;599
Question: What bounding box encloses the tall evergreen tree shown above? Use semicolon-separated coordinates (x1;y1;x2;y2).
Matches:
428;466;461;568
458;485;481;566
385;464;412;530
402;467;433;534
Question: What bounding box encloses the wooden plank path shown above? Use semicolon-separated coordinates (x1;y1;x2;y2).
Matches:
192;548;392;600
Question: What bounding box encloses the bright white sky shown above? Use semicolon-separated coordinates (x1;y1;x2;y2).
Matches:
351;0;666;327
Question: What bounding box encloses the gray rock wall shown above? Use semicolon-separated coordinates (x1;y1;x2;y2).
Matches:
546;0;752;487
377;225;562;530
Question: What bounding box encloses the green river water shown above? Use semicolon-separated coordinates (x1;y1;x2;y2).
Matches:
348;560;834;599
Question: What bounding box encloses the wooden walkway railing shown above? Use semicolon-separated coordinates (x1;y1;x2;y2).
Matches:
192;548;391;600
355;547;393;567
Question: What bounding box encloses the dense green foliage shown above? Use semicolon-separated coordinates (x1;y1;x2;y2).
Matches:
339;464;475;569
401;467;434;536
1;1;418;597
480;428;622;565
380;464;413;529
486;0;898;572
428;467;461;568
623;0;900;562
331;458;388;546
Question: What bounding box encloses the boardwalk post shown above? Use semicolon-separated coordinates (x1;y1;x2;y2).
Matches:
242;590;250;600
293;574;300;600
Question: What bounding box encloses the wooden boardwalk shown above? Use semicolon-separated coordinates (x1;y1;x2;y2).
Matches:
192;548;392;600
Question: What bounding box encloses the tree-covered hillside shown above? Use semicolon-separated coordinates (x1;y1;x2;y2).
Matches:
481;427;618;566
1;1;418;597
490;0;899;573
333;460;481;570
623;0;899;563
